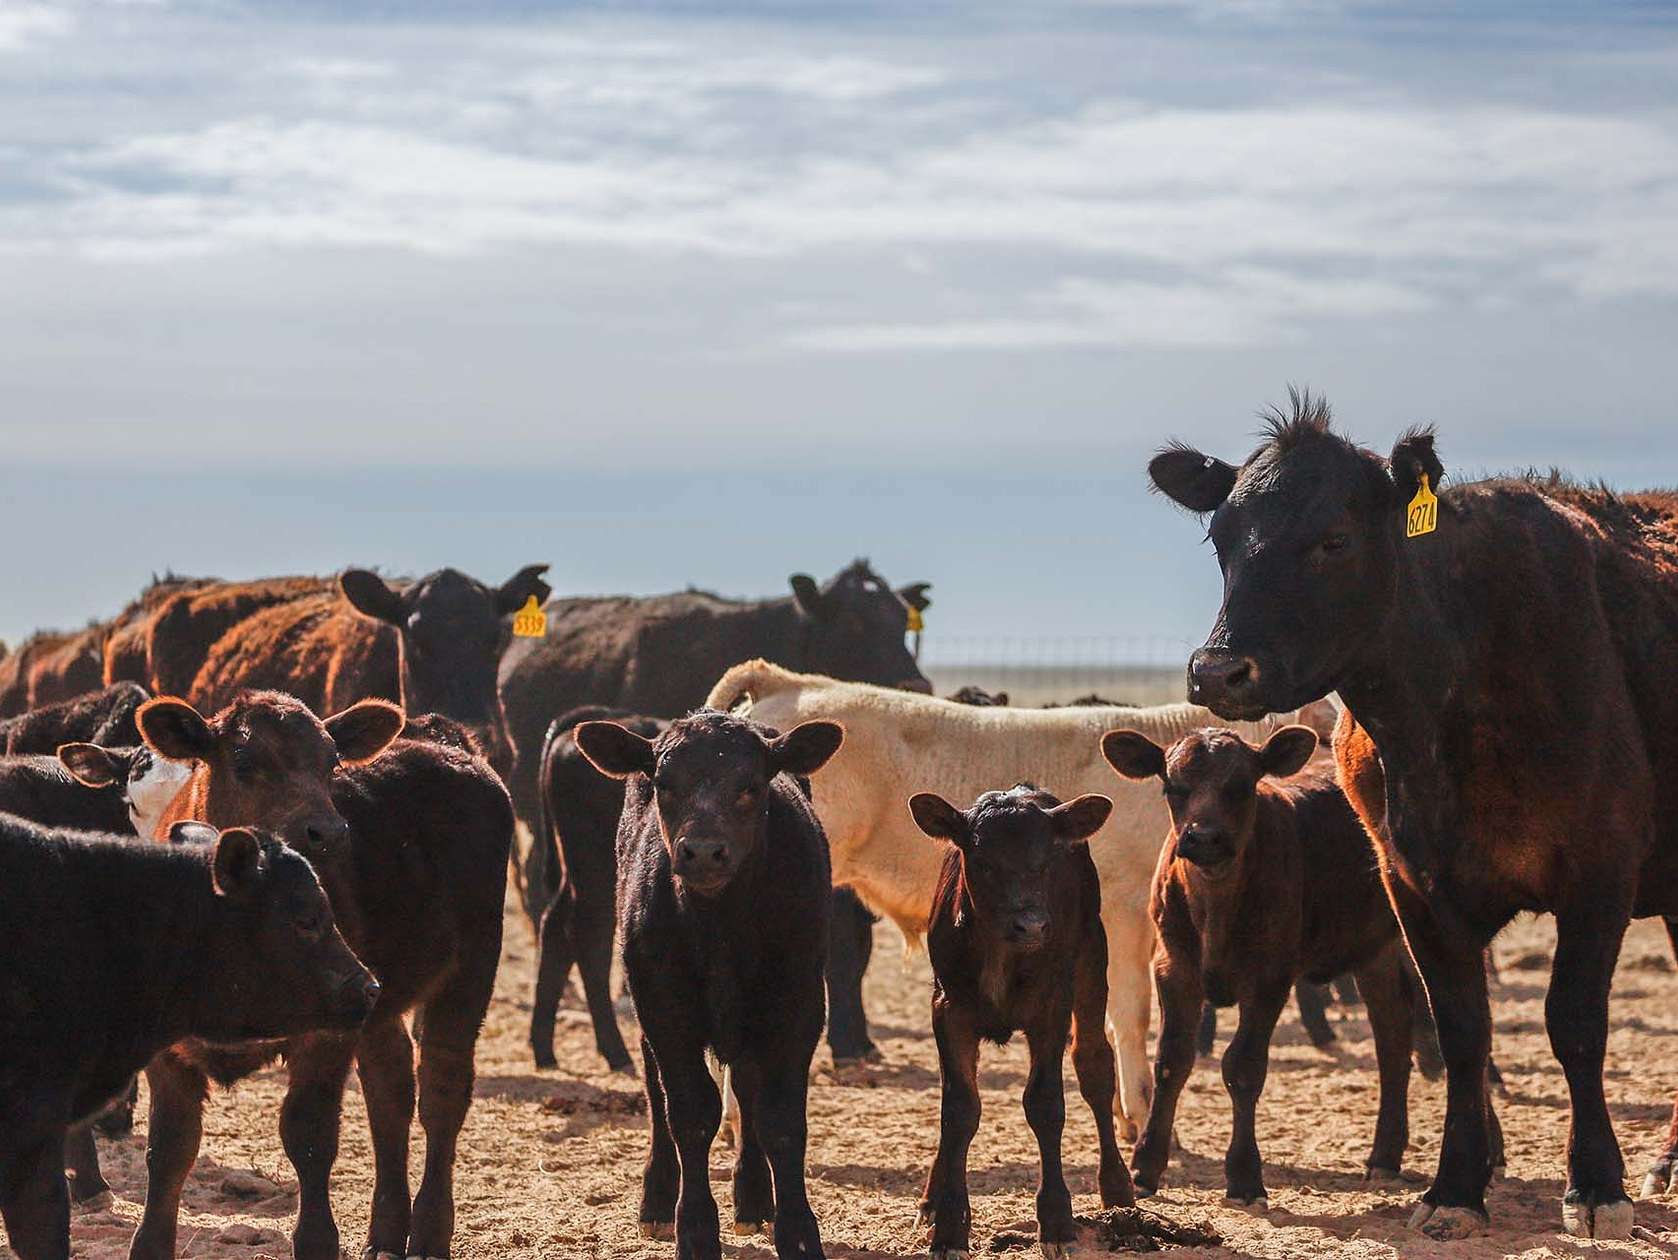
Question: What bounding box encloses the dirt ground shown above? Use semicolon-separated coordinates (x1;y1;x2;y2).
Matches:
34;898;1678;1260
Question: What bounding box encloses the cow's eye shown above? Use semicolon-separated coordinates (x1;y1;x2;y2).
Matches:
295;910;326;940
232;752;259;782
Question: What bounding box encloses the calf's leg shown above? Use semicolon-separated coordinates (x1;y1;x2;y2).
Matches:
1024;1024;1076;1257
1548;893;1634;1240
1640;918;1678;1198
1354;943;1413;1179
1072;926;1133;1208
576;894;632;1072
2;1133;72;1260
529;887;575;1071
1133;955;1201;1196
727;1060;775;1235
755;1045;825;1260
638;1040;680;1236
63;1122;109;1206
825;888;878;1065
1294;980;1336;1048
920;1003;981;1260
127;1054;209;1260
1221;981;1288;1207
281;1034;358;1260
356;1017;416;1260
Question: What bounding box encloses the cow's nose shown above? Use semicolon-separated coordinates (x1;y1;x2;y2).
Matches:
1008;908;1049;943
305;816;351;849
678;839;730;868
1188;650;1260;708
1179;825;1228;866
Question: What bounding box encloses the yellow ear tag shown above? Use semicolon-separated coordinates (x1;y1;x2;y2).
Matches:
512;594;547;638
906;607;924;633
1406;474;1438;539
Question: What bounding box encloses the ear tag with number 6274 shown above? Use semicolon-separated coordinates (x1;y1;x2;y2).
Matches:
1406;474;1438;539
512;595;547;638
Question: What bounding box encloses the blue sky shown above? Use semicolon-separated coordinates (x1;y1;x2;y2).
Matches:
2;0;1675;653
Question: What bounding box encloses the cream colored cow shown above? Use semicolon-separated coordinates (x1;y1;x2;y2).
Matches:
705;659;1298;1140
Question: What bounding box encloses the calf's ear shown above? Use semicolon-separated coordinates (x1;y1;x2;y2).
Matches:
495;564;552;616
909;792;967;845
325;699;405;765
574;721;657;779
1149;444;1238;514
769;720;844;777
138;697;216;762
1101;729;1166;780
1258;725;1318;778
1388;426;1445;503
211;827;267;900
58;742;125;788
168;820;219;847
340;569;406;626
1049;793;1113;845
789;574;827;618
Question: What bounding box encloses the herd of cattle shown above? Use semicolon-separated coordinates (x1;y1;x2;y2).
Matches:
2;393;1677;1260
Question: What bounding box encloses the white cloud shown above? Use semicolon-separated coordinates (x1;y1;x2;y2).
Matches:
0;2;73;51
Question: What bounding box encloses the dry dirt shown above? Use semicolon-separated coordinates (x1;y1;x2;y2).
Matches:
31;901;1678;1260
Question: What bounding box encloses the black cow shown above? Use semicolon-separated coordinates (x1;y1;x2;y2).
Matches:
910;785;1131;1259
0;819;377;1260
0;682;148;755
575;710;843;1260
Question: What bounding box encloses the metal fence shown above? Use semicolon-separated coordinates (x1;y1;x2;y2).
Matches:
917;635;1196;707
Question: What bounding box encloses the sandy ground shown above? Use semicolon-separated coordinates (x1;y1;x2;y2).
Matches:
30;899;1678;1260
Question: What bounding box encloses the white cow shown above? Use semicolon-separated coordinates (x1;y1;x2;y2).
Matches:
705;659;1299;1140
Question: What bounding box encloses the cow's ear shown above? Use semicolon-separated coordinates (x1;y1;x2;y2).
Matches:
1149;444;1238;514
789;574;827;619
324;699;405;765
909;792;967;846
1101;729;1166;780
58;742;125;788
340;569;406;626
168;820;218;847
574;721;657;780
768;721;844;777
137;697;215;762
1258;725;1318;779
495;564;552;616
1048;793;1112;846
1388;426;1445;504
897;582;932;613
211;827;266;900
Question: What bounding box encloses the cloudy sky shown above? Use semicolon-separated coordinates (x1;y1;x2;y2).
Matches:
2;0;1675;655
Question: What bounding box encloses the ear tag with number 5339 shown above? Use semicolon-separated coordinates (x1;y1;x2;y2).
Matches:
1406;474;1438;539
512;594;547;638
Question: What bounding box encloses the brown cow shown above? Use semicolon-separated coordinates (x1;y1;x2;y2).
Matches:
1150;390;1678;1238
101;574;215;687
188;566;548;776
910;784;1131;1259
142;575;332;697
1103;724;1415;1207
114;692;511;1260
0;626;107;716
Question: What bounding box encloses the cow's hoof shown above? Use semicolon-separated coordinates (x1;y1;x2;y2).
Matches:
1365;1166;1403;1185
1563;1193;1633;1240
1490;1164;1506;1182
531;1053;557;1071
1040;1242;1071;1258
608;1060;637;1078
638;1221;674;1240
929;1250;969;1260
1641;1162;1676;1199
732;1219;767;1236
72;1190;114;1214
361;1250;401;1260
1118;1118;1139;1144
1222;1194;1268;1212
1407;1204;1488;1239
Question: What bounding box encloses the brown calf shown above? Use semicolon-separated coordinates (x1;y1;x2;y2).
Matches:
115;692;510;1260
1103;724;1413;1207
142;575;331;697
909;785;1131;1259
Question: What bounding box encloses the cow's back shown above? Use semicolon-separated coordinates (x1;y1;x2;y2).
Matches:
147;575;332;697
721;664;1278;935
191;592;399;715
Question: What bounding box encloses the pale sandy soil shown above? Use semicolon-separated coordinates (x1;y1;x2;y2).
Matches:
28;901;1678;1260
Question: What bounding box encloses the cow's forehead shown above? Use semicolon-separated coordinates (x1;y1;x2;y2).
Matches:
1167;730;1251;780
655;716;765;777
